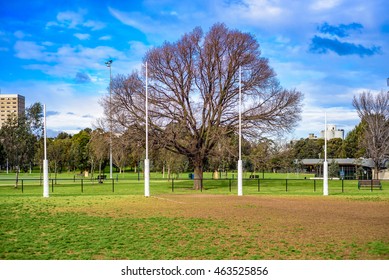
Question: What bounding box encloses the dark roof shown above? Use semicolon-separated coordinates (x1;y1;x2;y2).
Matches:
299;158;375;168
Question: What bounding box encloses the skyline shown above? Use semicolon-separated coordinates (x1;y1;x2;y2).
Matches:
1;0;388;139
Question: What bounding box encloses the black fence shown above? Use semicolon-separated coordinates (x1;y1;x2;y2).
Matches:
0;177;386;195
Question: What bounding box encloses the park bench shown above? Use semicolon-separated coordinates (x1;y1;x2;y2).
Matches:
249;175;259;179
96;174;107;183
358;180;382;190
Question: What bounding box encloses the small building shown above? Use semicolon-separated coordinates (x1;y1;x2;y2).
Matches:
299;158;375;179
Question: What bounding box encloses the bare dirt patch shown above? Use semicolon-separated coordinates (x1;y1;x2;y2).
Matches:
54;194;389;259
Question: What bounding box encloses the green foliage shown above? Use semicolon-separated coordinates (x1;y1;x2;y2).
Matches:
293;138;324;159
0;103;43;173
343;122;366;158
329;160;340;178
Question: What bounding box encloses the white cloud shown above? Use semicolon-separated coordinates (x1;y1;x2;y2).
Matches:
108;7;156;33
84;20;106;31
14;31;30;39
14;41;52;61
310;0;342;11
74;33;91;40
292;104;359;139
46;9;105;31
99;35;112;41
56;9;87;28
14;40;127;78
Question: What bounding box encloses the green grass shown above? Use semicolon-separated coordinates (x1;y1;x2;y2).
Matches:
1;195;388;260
1;171;388;260
0;171;388;197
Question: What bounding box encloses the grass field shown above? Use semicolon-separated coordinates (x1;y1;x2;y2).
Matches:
0;172;388;260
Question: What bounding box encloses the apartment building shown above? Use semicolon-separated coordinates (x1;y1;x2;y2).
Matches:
0;94;25;127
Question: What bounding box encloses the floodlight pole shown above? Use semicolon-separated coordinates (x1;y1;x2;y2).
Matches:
144;62;150;197
43;104;49;198
238;66;243;196
105;60;113;179
323;112;329;196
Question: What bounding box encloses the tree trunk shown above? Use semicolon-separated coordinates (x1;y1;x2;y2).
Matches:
193;165;203;190
374;166;379;180
14;167;19;188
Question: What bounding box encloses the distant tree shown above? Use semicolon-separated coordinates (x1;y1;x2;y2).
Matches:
352;91;389;179
0;142;6;170
329;159;340;178
247;139;273;174
327;138;344;158
0;103;43;186
292;138;324;159
70;128;92;173
88;128;109;178
103;23;303;189
112;133;132;174
343;121;366;158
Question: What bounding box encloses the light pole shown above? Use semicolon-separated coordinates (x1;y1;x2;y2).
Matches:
105;59;113;179
323;112;328;196
43;104;49;198
238;66;243;196
144;62;150;197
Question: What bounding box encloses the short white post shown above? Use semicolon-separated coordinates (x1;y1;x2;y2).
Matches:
238;160;243;196
323;112;328;196
144;159;150;197
43;104;49;198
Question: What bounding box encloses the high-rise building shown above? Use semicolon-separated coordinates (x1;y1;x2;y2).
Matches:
0;94;26;127
320;124;344;140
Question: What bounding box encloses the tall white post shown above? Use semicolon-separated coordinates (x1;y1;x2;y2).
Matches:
43;104;49;198
323;112;328;196
144;62;150;197
238;66;243;196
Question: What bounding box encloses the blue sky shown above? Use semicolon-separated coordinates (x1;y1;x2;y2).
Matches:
1;0;388;139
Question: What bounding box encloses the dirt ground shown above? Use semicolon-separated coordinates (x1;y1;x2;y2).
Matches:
57;194;389;259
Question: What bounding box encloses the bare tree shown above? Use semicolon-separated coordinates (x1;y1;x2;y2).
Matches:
103;23;303;189
88;129;109;179
352;90;389;179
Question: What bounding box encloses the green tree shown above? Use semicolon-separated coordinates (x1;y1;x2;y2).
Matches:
329;159;340;178
327;138;344;158
343;122;366;158
0;103;43;186
70;128;92;173
88;128;109;178
292;138;324;159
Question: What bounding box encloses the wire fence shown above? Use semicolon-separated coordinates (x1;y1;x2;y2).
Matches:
0;177;387;196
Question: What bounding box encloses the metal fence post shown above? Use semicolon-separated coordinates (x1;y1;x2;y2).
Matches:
285;179;288;192
172;178;174;192
112;179;114;192
51;179;54;193
314;180;316;192
342;179;344;193
229;178;232;192
257;178;260;192
81;179;83;193
21;179;24;193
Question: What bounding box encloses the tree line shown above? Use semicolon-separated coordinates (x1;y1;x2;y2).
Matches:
0;106;384;180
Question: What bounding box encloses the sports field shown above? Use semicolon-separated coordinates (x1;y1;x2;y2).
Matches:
0;172;388;260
